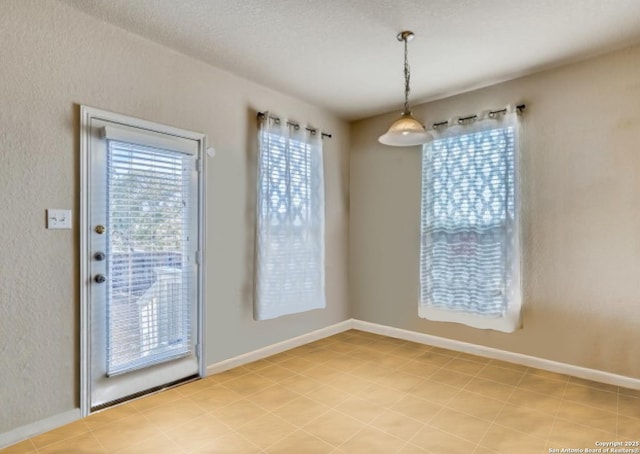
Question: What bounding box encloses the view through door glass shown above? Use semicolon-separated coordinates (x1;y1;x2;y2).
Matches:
106;140;193;376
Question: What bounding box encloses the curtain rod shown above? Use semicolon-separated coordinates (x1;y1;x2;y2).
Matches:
256;112;332;139
431;104;526;129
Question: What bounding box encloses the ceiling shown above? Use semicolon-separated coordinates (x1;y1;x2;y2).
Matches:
61;0;640;120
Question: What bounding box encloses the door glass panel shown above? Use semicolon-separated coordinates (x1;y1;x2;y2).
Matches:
106;140;193;376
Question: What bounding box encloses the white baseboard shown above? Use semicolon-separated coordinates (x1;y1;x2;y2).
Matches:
206;319;354;375
352;319;640;390
0;409;81;450
2;320;353;449
6;318;637;450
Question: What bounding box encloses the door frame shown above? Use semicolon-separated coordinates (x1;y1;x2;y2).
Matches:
79;105;207;416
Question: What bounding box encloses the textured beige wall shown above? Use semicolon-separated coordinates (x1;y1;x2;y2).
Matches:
0;0;349;435
350;43;640;379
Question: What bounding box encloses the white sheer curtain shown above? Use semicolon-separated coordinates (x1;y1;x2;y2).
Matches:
254;114;325;320
419;110;522;332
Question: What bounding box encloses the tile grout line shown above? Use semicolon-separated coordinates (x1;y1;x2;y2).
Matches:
468;360;531;454
616;386;620;440
541;370;572;452
394;351;484;452
246;373;349;453
333;344;457;453
448;353;500;454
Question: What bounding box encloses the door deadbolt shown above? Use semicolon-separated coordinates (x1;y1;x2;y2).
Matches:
94;274;107;284
94;252;106;261
95;225;106;234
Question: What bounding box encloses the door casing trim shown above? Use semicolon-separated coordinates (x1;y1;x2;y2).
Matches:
79;105;207;417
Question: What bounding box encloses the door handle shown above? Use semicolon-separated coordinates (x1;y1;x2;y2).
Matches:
94;274;107;284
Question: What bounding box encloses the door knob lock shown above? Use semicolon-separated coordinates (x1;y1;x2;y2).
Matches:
94;274;107;284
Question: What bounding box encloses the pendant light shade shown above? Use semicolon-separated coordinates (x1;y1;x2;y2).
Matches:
378;113;431;146
378;31;431;147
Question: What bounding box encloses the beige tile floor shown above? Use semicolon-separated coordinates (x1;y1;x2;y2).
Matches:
3;329;640;454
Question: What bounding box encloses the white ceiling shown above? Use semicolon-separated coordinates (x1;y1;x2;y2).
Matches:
60;0;640;120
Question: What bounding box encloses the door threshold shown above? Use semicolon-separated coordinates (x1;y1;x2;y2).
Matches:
90;374;200;413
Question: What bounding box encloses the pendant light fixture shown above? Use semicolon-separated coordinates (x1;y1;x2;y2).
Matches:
378;31;431;147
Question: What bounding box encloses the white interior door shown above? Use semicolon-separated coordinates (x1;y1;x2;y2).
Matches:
81;107;205;412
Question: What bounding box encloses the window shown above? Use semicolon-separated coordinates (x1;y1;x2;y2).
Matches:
254;114;325;320
419;112;521;332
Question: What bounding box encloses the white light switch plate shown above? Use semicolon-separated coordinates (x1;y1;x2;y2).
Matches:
47;209;72;229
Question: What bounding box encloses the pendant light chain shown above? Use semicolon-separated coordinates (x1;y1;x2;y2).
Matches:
378;30;430;147
403;36;410;115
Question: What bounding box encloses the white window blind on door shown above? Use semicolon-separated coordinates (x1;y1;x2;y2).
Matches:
419;111;522;333
254;115;325;320
106;139;194;376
